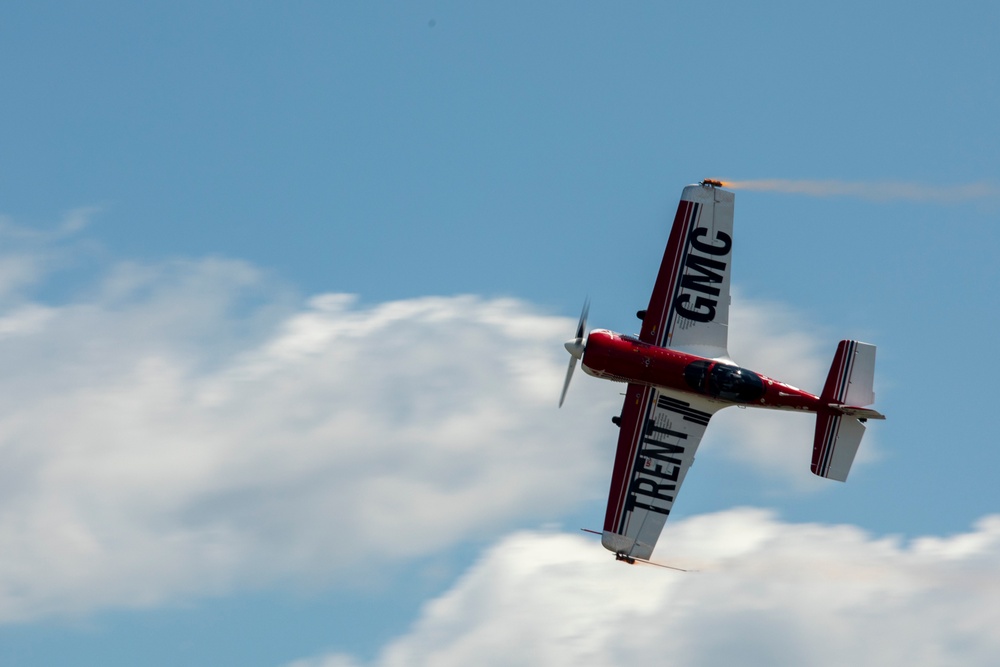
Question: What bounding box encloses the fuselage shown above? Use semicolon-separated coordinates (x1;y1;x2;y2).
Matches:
580;329;822;413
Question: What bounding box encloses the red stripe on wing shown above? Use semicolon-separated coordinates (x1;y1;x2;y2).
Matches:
604;384;653;534
640;199;697;347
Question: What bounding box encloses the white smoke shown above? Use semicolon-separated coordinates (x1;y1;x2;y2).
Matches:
723;179;997;203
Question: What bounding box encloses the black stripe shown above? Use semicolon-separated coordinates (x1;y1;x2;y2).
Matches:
657;395;712;425
836;341;856;403
657;402;711;424
820;415;840;475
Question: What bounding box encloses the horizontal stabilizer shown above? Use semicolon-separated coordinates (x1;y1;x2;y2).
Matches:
812;412;865;481
836;405;886;421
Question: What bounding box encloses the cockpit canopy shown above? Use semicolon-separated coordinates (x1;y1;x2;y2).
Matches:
683;360;765;403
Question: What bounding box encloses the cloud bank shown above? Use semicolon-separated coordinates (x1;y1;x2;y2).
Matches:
0;257;621;622
0;248;850;623
293;509;1000;667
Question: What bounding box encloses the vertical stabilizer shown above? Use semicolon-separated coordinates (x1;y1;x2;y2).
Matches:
821;340;876;407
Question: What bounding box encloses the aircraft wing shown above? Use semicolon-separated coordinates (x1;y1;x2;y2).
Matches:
602;384;720;560
639;184;735;360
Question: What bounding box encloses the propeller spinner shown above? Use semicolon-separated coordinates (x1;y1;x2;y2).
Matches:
559;299;589;407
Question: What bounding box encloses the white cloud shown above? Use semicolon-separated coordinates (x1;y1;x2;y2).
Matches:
284;656;362;667
0;256;619;622
0;207;99;241
0;207;101;301
302;510;1000;667
0;247;873;622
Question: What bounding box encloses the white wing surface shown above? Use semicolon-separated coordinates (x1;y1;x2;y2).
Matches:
639;185;735;360
602;384;720;560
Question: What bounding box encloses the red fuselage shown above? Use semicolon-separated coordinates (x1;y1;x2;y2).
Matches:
580;329;822;413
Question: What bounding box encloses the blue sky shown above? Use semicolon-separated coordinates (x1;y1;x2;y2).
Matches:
2;2;999;665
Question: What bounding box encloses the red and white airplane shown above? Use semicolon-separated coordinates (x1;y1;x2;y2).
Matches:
560;180;885;564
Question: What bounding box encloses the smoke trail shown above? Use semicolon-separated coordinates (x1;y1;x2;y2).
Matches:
721;179;998;203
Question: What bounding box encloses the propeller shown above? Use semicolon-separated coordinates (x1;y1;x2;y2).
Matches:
559;299;589;407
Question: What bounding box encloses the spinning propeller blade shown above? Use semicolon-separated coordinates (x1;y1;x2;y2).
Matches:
558;299;589;407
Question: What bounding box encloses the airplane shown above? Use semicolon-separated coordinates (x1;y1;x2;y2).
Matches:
559;180;885;565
